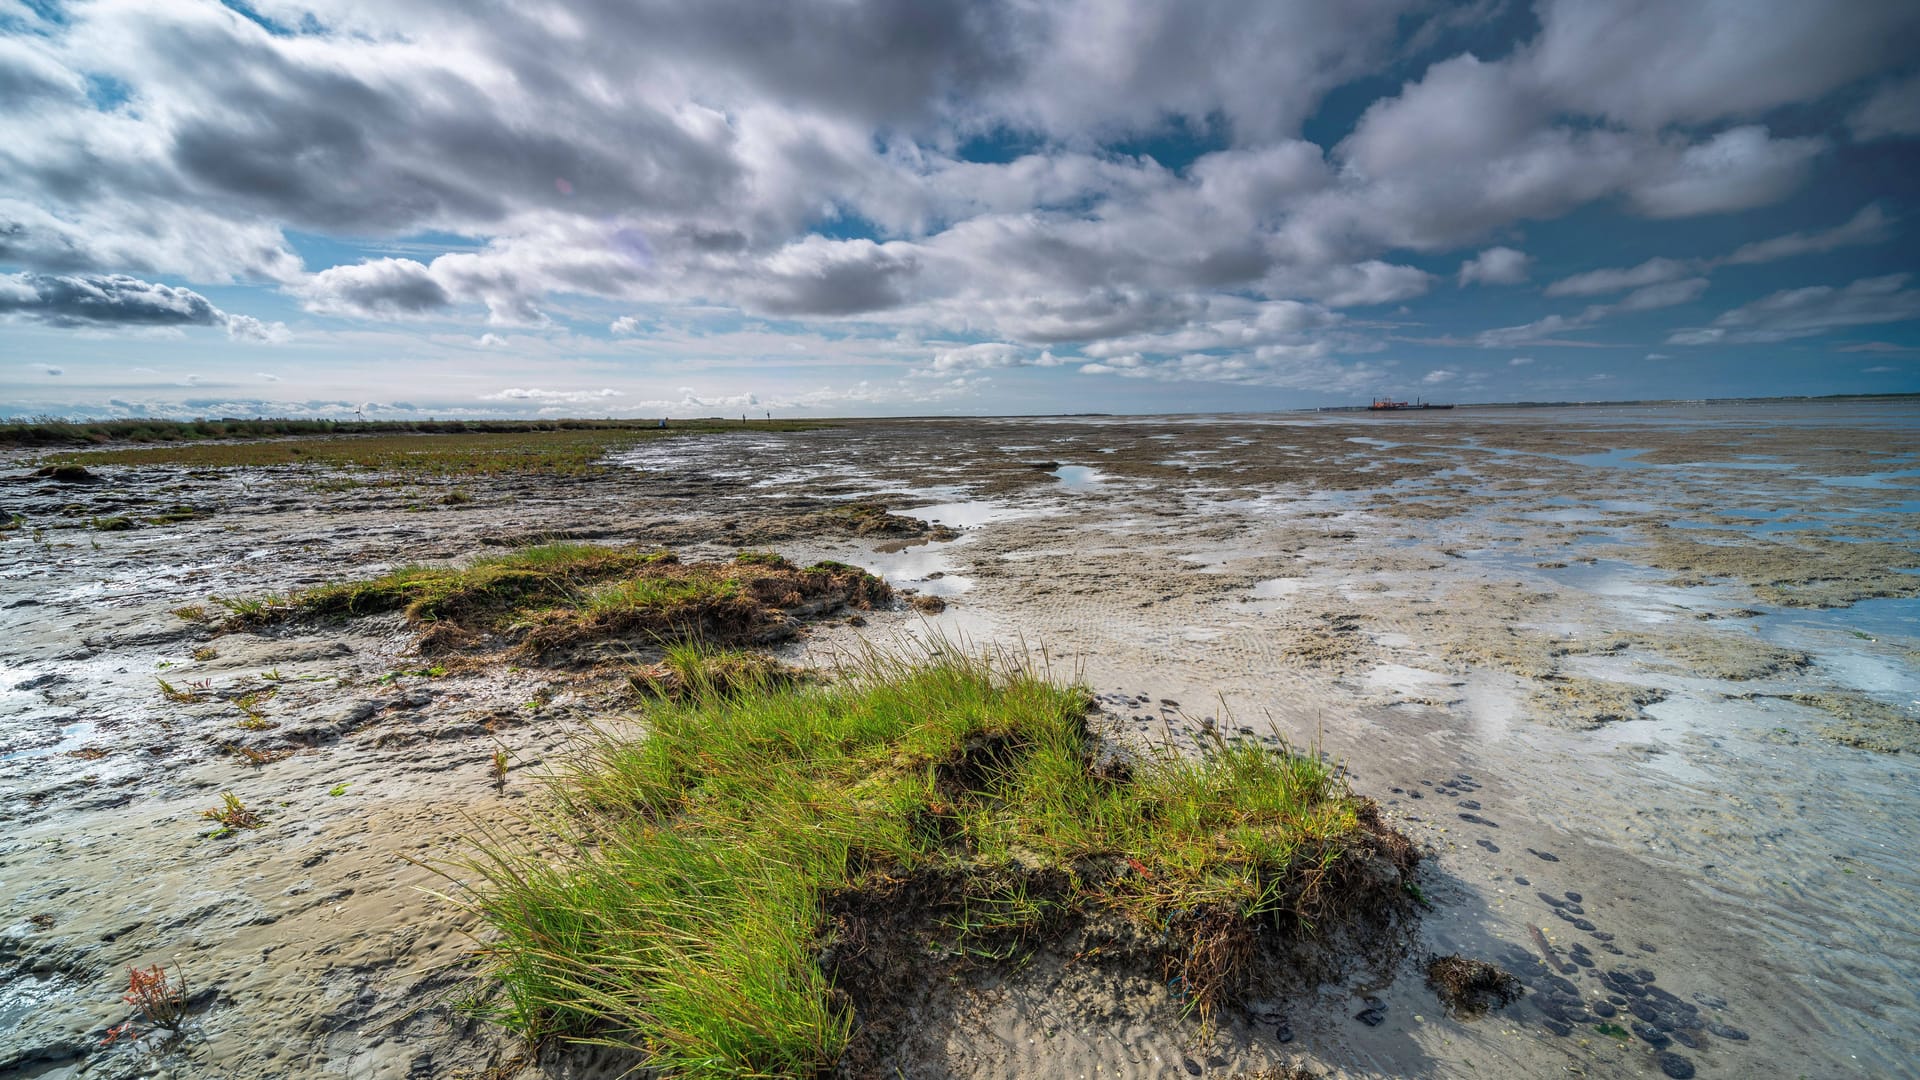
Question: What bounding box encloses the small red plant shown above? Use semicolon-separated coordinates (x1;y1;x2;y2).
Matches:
101;963;188;1045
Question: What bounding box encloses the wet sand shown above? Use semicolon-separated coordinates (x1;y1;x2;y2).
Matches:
3;400;1917;1078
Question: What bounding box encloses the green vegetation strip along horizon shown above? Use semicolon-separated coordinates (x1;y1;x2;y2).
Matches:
449;646;1416;1077
33;420;824;477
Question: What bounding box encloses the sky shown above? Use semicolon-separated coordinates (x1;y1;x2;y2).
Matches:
2;0;1919;420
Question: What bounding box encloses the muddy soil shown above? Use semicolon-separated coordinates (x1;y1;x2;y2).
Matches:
3;400;1917;1079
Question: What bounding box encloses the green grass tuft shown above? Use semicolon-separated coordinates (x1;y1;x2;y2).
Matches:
453;646;1409;1074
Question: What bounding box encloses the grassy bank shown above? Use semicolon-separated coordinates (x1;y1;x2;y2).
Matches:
454;648;1414;1076
35;421;821;477
213;544;890;657
2;415;820;448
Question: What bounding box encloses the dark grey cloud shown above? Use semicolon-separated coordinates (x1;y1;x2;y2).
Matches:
302;258;451;317
0;272;223;328
0;272;286;340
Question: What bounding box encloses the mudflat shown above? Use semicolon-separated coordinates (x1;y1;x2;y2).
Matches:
3;400;1916;1078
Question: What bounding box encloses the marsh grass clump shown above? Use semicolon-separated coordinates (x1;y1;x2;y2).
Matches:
200;791;264;837
457;647;1415;1075
628;642;801;701
261;543;888;658
1425;954;1521;1015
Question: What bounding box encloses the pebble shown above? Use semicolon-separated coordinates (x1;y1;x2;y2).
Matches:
1182;1057;1202;1075
1528;848;1561;862
1540;1018;1573;1037
1630;1001;1659;1023
1671;1029;1699;1049
1706;1022;1749;1041
1633;968;1657;983
1657;1051;1696;1079
1562;901;1585;915
1476;838;1500;852
1273;1022;1294;1044
1591;1000;1617;1018
1571;918;1597;932
1355;997;1387;1027
1590;930;1614;941
1564;891;1583;903
1459;813;1498;827
1458;799;1481;810
1514;875;1530;886
1634;1023;1672;1048
1693;993;1728;1010
1537;891;1567;908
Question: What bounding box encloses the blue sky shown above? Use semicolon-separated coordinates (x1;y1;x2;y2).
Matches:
2;0;1918;419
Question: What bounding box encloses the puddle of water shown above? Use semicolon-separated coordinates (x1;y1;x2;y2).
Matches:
1052;465;1106;490
900;500;1029;529
0;720;95;761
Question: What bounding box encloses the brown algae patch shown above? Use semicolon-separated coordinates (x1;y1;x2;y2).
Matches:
1529;674;1668;729
221;543;891;660
1425;954;1521;1016
1635;534;1920;608
1776;692;1920;753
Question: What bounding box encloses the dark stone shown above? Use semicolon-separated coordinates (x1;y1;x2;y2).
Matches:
1632;968;1656;983
1572;918;1597;932
1546;975;1579;996
1638;942;1658;953
1590;930;1615;941
1657;1051;1696;1079
1459;799;1482;810
1693;993;1728;1010
1600;943;1624;955
1591;1000;1617;1018
1706;1022;1749;1041
1671;1029;1699;1049
1564;891;1583;903
1273;1022;1294;1044
1563;902;1585;915
1477;838;1500;852
1529;848;1561;862
1514;875;1530;886
1634;1023;1671;1048
1355;1005;1386;1027
1537;891;1567;908
1183;1057;1202;1075
1570;953;1594;969
1630;1001;1659;1023
1540;1018;1573;1037
1459;813;1498;827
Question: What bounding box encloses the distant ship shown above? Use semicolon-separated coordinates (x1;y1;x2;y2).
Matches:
1368;396;1454;411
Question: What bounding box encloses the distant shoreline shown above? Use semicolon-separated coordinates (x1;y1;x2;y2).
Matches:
4;391;1916;440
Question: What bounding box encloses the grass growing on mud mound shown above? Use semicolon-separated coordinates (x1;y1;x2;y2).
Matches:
257;544;888;656
457;647;1412;1077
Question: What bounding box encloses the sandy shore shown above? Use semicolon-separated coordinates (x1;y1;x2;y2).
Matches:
3;401;1917;1078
